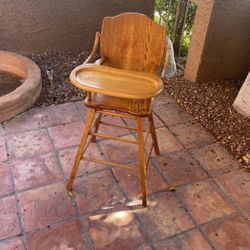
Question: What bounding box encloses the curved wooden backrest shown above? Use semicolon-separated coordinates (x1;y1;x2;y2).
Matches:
100;12;166;74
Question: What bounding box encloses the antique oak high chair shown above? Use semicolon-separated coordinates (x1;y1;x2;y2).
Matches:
66;12;170;206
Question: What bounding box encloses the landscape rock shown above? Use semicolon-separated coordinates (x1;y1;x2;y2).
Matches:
233;72;250;118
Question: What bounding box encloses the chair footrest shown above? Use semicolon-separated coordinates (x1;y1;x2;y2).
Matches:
100;121;137;131
81;156;138;171
90;132;138;144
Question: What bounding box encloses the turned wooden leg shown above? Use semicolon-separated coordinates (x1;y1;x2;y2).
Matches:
91;113;102;142
137;116;147;207
148;113;160;155
66;108;96;190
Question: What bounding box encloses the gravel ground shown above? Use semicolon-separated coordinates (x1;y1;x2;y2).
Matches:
27;52;89;106
165;77;250;166
25;52;249;166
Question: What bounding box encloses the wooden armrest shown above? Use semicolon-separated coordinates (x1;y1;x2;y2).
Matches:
83;32;100;64
70;64;163;99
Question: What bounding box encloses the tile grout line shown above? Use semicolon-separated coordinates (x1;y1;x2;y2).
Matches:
1;99;247;248
72;107;154;249
210;178;250;223
73;101;88;123
152;107;216;151
10;179;63;196
150;152;212;192
151;103;246;220
95;122;157;250
149;143;245;194
40;107;95;250
109;167;157;250
148;149;217;249
152;101;241;179
24;215;78;235
164;188;218;249
153;106;210;149
3;103;84;137
142;109;215;194
97;113;214;248
157;170;237;249
0;234;24;246
150;226;208;248
151;151;221;249
3;101;90;136
157;90;245;166
153;105;250;226
2;124;28;249
153;92;246;238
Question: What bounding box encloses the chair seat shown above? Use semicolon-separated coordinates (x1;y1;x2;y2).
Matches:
84;93;151;116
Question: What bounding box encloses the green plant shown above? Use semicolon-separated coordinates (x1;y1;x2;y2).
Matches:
154;0;196;59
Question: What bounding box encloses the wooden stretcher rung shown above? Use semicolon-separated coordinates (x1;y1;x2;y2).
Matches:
144;130;150;144
91;132;138;144
81;156;138;171
146;142;154;168
101;121;149;133
100;121;137;131
96;110;136;120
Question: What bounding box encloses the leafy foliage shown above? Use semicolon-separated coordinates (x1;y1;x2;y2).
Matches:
154;0;196;58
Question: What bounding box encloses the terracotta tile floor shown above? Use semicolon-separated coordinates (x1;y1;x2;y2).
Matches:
0;92;249;250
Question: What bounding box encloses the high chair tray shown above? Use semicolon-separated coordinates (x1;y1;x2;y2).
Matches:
70;64;163;99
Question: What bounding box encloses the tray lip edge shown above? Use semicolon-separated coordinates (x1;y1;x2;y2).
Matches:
69;63;163;99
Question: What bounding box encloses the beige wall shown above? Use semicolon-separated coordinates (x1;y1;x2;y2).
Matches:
185;0;250;81
0;0;154;53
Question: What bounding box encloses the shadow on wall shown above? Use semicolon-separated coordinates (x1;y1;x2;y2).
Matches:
0;0;154;53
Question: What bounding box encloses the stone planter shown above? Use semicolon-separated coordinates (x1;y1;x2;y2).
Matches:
0;51;42;123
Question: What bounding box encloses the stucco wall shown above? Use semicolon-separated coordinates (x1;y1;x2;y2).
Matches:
0;0;154;53
184;0;214;82
185;0;250;81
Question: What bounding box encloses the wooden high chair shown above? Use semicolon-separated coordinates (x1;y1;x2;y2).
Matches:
66;12;170;206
